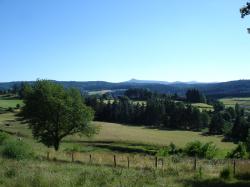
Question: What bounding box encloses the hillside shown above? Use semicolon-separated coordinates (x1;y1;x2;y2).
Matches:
1;79;250;98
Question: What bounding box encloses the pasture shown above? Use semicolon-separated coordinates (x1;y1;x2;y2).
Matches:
0;109;249;186
220;97;250;114
191;103;214;111
0;95;236;158
0;95;23;109
0;112;236;158
0;112;249;187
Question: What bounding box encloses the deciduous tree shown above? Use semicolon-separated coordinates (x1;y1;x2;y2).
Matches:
21;80;95;151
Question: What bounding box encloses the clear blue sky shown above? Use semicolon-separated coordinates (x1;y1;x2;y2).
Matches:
0;0;249;82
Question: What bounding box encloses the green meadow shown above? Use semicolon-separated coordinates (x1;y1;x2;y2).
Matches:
0;96;249;187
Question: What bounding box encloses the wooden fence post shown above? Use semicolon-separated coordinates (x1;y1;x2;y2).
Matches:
71;152;74;162
127;156;130;169
194;157;197;171
47;151;50;160
233;160;236;176
155;157;158;169
89;154;92;164
114;155;117;167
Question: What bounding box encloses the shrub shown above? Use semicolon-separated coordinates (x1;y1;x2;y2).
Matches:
184;141;218;159
7;107;14;112
157;147;169;157
185;141;202;157
2;140;33;160
16;104;20;109
0;132;9;145
157;143;180;157
220;168;233;180
201;142;218;159
226;142;247;159
169;142;178;155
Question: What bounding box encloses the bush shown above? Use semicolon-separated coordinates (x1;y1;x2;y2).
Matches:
157;147;169;157
2;140;33;160
201;142;218;159
7;107;14;112
184;141;218;159
226;142;247;159
169;142;179;155
157;143;180;157
0;132;9;145
16;104;20;109
185;141;202;157
220;168;233;180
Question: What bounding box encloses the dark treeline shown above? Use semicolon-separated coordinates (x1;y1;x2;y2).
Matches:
209;101;250;143
124;88;153;100
85;96;210;130
85;88;250;145
186;89;207;103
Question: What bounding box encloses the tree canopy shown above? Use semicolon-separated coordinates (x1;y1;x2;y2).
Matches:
20;80;95;150
185;89;206;103
240;2;250;18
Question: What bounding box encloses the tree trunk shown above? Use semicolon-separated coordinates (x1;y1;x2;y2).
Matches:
54;138;60;151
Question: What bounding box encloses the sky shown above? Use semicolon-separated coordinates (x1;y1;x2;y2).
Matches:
0;0;250;83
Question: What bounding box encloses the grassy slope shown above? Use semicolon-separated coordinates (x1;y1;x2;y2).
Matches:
0;97;248;186
0;95;235;157
0;112;236;158
220;97;250;107
90;122;234;151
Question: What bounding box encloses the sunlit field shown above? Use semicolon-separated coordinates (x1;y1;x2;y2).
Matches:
220;97;250;114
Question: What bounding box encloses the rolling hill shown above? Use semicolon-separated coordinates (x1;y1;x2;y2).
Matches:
1;79;250;98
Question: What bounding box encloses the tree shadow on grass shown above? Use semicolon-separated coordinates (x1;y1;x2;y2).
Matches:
63;140;157;155
183;178;250;187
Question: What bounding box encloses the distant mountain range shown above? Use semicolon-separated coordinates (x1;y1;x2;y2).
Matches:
1;79;250;98
126;79;203;85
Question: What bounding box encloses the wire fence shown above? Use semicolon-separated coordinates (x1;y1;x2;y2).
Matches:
45;151;250;176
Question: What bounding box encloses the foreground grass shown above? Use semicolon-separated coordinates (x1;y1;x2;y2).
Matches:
0;157;250;187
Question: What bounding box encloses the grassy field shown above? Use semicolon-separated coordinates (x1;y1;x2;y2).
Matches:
0;99;23;109
0;96;249;186
89;122;234;152
220;97;250;113
88;90;113;95
191;103;214;111
0;95;23;110
0;95;236;156
0;115;249;187
0;112;236;158
0;111;249;186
